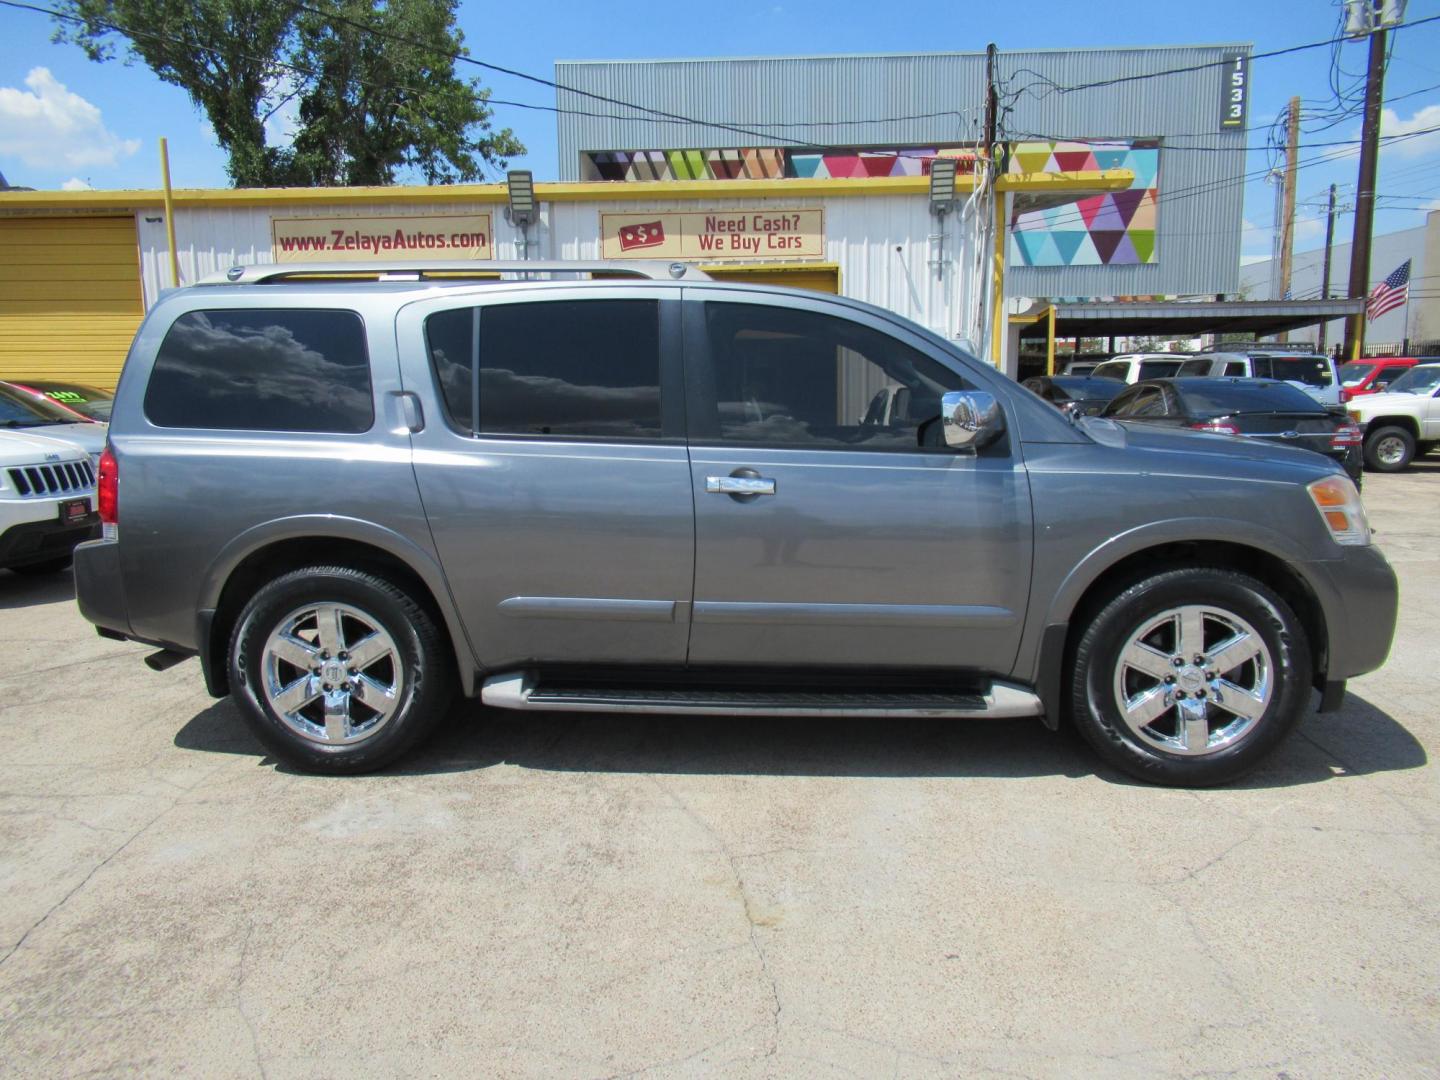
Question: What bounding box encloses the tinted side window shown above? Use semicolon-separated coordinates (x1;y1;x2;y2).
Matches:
145;309;372;432
427;301;661;440
1129;387;1167;417
1092;362;1128;381
701;303;967;451
1224;361;1247;377
1250;357;1272;379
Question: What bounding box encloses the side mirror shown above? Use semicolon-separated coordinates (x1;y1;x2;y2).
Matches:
942;390;1005;450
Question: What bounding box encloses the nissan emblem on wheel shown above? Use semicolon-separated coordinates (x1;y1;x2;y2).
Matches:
71;259;1398;786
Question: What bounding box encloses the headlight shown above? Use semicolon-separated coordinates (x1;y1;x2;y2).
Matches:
1308;475;1371;546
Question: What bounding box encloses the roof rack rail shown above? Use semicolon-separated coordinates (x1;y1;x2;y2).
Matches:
1195;340;1321;353
198;259;711;285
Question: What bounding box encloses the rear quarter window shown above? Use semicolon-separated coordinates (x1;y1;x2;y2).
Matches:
144;309;373;433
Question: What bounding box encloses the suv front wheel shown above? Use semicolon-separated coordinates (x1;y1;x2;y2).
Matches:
1363;425;1416;472
1070;568;1312;787
229;566;452;774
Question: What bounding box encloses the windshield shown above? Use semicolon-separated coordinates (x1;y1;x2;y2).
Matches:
1176;381;1323;418
1138;359;1182;380
1340;362;1376;386
1384;365;1440;394
1265;356;1333;388
0;384;84;427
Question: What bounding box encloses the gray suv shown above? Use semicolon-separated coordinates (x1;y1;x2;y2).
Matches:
75;261;1399;786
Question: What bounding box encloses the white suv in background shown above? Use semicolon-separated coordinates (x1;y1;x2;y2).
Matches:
1177;352;1343;408
1347;362;1440;472
1089;354;1186;384
0;430;100;575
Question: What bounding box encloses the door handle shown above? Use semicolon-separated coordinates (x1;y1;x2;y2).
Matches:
706;471;776;498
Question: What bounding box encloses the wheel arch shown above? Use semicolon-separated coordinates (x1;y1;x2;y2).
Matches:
1363;415;1421;439
198;517;477;699
1034;524;1331;726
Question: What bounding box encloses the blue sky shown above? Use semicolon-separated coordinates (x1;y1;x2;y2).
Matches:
1;0;1437;263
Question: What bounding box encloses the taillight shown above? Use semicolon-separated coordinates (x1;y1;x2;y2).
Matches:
1339;388;1352;404
1187;418;1242;435
1331;422;1363;449
97;446;118;535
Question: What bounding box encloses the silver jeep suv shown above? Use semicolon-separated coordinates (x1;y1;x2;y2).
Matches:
75;261;1398;786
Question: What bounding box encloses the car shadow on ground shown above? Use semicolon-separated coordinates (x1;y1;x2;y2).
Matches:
174;690;1426;788
0;569;75;610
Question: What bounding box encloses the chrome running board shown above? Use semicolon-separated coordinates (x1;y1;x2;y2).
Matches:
480;673;1043;719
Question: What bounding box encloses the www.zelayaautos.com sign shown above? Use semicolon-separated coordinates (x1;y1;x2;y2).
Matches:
271;214;493;261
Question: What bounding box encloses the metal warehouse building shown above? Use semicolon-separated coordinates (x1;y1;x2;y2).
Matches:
0;43;1251;386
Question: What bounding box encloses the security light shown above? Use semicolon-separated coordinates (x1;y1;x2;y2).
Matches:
929;158;957;215
506;170;537;227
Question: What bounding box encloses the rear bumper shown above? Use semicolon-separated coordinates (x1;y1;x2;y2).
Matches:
73;538;131;637
0;515;99;569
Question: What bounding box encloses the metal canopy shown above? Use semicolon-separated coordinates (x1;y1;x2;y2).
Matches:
1019;298;1366;339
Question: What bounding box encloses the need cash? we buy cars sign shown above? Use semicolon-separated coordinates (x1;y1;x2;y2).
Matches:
601;210;824;260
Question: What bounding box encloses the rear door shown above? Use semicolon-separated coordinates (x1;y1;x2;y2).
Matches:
680;292;1032;673
396;288;694;670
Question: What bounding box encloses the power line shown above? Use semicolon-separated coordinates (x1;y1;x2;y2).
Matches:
1004;13;1440;101
1008;123;1440;154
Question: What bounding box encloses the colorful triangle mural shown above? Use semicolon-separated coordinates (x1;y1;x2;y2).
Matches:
1007;139;1160;266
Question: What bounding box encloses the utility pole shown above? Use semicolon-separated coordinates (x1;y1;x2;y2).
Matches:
1277;96;1301;341
1343;4;1393;360
1318;183;1338;354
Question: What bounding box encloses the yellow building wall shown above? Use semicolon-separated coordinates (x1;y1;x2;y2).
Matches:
0;217;144;389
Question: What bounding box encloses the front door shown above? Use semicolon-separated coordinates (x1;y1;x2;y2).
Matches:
682;294;1033;674
396;288;694;670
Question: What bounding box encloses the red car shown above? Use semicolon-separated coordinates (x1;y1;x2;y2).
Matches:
1340;358;1432;399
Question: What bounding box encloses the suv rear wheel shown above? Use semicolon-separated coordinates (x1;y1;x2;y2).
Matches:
228;566;452;774
1070;567;1311;787
1364;425;1415;472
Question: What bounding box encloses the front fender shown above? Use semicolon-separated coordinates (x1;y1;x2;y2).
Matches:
1042;515;1333;631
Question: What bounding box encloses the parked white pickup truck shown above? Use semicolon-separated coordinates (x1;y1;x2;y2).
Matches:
0;429;100;575
1348;362;1440;472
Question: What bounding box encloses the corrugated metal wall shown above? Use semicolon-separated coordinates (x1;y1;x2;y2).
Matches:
147;194;981;343
555;47;1251;297
136;200;529;304
548;194;981;340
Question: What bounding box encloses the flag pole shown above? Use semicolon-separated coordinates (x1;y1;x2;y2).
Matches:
1402;287;1411;356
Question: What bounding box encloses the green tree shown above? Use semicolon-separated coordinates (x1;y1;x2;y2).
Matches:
53;0;523;187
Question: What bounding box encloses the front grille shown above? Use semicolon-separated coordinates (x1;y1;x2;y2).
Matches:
6;460;95;498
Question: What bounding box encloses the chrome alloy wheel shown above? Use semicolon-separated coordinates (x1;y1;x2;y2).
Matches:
1111;605;1273;757
261;603;403;746
1375;434;1408;466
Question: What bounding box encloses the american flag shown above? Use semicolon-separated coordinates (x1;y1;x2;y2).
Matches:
1366;259;1411;322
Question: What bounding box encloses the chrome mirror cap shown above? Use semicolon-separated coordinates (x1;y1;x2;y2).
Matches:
942;390;1005;450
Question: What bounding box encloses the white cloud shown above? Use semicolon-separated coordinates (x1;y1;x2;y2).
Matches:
0;67;140;170
60;177;92;191
1380;102;1440;159
1293;214;1323;243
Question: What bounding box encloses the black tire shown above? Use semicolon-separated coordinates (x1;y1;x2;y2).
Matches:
228;565;453;774
10;555;73;576
1363;425;1415;472
1069;567;1312;788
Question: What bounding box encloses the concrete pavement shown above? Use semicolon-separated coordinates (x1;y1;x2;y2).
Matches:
0;464;1437;1078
